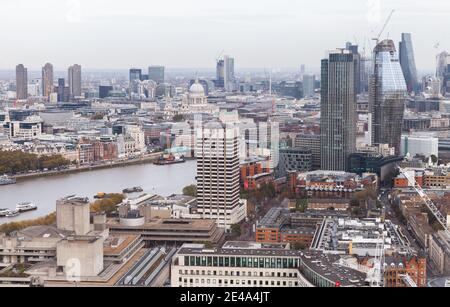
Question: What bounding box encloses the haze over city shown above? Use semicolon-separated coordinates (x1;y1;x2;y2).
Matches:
1;0;450;292
0;0;449;71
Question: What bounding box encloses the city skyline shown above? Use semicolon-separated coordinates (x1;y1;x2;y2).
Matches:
0;0;449;71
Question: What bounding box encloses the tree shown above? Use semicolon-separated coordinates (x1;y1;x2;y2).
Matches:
430;155;438;164
0;150;70;174
0;213;57;235
295;199;308;212
292;242;307;251
173;114;184;122
230;224;242;237
183;185;197;197
91;194;125;213
91;113;105;120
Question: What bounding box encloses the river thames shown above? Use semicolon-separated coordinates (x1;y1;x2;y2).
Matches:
0;160;197;223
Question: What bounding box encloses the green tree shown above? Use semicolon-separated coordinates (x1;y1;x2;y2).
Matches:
230;224;242;237
430;155;438;164
172;114;185;122
0;213;57;235
91;193;125;213
292;242;307;251
295;199;308;212
0;150;70;174
183;185;197;197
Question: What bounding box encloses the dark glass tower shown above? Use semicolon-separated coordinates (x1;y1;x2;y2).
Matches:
399;33;419;93
370;40;407;155
320;50;357;171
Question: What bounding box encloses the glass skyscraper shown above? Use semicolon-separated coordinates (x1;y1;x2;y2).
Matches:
148;66;165;84
399;33;419;93
369;39;407;155
320;50;356;171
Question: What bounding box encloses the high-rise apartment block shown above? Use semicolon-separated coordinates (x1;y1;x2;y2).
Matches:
42;63;54;98
320;50;357;171
196;125;246;230
15;64;28;100
68;64;82;99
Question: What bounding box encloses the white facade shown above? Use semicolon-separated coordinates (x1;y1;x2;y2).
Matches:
196;125;247;230
171;243;313;288
3;115;43;140
126;125;146;153
401;135;439;158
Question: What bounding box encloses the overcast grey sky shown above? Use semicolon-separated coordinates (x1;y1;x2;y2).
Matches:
0;0;448;71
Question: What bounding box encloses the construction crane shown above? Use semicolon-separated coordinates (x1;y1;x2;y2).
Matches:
398;166;450;238
372;9;395;45
215;50;225;63
369;232;385;287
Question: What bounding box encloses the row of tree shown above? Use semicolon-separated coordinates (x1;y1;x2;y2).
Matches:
0;213;56;235
90;194;125;214
0;150;70;175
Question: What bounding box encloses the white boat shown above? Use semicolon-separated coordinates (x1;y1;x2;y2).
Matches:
5;210;20;218
16;202;37;213
0;175;16;186
0;208;10;217
445;279;450;288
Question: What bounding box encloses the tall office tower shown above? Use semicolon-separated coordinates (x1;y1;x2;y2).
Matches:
15;64;28;100
68;64;82;99
369;40;407;155
129;68;142;95
56;78;70;102
224;55;235;92
399;33;419;93
360;56;372;93
216;59;225;89
303;74;315;97
436;51;449;78
196;125;242;230
320;50;357;171
436;51;450;94
42;63;54;98
57;78;65;102
148;66;165;84
346;42;362;94
300;64;306;76
129;68;142;83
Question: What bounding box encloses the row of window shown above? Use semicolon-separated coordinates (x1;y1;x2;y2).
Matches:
179;278;300;287
183;255;300;269
179;269;298;278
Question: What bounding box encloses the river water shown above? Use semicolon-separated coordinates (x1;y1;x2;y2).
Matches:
0;160;197;224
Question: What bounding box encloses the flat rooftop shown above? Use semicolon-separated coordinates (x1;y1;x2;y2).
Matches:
103;235;141;255
107;218;217;231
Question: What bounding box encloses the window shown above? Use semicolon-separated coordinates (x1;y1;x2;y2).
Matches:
236;257;241;267
231;257;236;267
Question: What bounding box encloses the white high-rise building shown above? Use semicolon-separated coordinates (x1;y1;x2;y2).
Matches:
196;125;246;231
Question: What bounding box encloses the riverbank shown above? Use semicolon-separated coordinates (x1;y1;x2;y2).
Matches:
0;160;197;223
13;153;164;182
